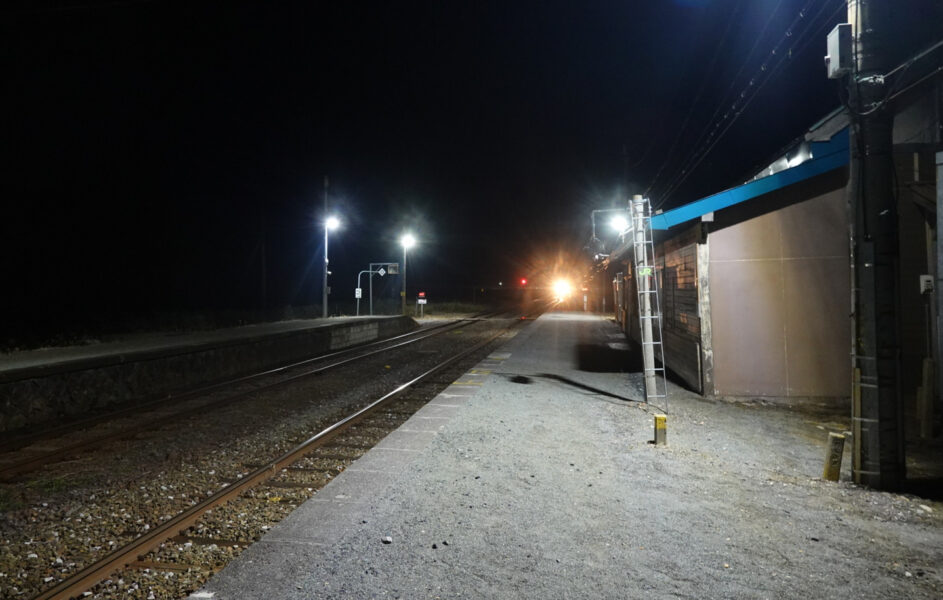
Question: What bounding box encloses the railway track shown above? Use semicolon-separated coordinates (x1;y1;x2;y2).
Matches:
0;310;503;481
2;306;545;600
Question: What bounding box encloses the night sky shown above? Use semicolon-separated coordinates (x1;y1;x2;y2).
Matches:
2;0;849;338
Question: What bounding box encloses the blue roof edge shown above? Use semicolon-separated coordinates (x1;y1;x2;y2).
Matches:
651;127;849;231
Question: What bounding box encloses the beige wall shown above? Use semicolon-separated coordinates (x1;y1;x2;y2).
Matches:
709;189;851;397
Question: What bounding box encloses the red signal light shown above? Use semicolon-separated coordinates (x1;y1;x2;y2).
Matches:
418;291;426;298
520;278;527;286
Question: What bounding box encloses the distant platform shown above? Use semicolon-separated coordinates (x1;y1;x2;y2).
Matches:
0;316;417;432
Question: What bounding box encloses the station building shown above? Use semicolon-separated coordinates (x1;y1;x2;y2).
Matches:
597;83;940;420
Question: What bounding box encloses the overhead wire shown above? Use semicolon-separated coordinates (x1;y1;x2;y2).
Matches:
841;35;943;118
654;0;845;209
650;0;826;204
645;0;787;198
656;0;842;207
643;0;744;198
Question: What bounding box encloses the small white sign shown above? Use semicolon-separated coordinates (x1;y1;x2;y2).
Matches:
377;268;386;276
417;298;427;305
355;288;362;299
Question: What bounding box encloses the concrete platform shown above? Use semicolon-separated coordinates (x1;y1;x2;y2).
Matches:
194;311;943;600
0;316;417;432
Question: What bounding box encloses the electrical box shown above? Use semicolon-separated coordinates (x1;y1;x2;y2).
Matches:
825;23;852;79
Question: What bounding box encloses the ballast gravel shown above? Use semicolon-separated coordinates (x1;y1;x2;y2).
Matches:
199;311;943;600
0;317;509;599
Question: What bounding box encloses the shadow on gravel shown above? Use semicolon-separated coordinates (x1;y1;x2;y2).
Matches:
535;373;640;404
575;343;642;372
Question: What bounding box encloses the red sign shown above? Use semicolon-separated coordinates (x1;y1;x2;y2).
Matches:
418;291;426;298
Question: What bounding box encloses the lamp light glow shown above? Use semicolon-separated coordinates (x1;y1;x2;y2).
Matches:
610;215;628;233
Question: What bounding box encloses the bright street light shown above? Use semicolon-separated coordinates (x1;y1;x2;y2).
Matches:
610;214;628;233
322;215;341;318
401;233;416;314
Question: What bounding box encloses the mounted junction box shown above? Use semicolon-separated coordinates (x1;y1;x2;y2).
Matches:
825;23;852;79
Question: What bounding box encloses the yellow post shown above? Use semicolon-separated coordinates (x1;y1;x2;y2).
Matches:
653;414;667;446
823;432;846;481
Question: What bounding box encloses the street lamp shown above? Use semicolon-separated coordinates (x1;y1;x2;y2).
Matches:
610;214;628;234
400;233;416;315
322;216;340;318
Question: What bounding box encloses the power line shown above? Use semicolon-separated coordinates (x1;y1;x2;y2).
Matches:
654;0;845;208
645;0;787;198
643;0;744;198
656;0;839;206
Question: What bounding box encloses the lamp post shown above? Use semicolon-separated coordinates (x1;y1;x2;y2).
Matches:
590;208;631;242
400;233;416;315
609;214;628;234
322;216;340;318
356;265;387;317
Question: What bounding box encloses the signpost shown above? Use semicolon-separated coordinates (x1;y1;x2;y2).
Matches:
417;291;427;317
356;262;399;316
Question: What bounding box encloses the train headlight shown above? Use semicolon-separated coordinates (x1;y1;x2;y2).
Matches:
553;279;572;300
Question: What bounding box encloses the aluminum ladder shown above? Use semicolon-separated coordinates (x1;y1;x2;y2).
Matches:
631;196;668;412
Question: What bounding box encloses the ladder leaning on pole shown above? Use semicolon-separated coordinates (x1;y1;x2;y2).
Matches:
631;196;668;412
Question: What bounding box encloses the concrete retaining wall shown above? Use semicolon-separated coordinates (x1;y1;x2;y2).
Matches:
0;317;417;433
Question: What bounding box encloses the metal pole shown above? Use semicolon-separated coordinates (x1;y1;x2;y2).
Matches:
401;246;408;315
322;224;329;319
849;0;902;489
936;151;943;435
321;176;329;319
368;262;388;316
356;270;366;316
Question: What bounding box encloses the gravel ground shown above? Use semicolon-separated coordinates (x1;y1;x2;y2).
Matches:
200;311;943;600
0;316;516;599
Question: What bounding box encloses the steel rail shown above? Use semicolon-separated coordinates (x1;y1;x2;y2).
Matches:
30;308;535;600
0;311;510;481
0;312;499;454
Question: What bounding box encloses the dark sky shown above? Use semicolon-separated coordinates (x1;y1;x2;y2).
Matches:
2;0;849;328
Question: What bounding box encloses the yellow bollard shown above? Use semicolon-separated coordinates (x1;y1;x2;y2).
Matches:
822;432;845;481
653;414;667;446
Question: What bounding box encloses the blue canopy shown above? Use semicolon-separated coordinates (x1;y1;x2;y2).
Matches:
651;128;849;230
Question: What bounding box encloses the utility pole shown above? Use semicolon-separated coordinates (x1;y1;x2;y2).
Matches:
847;0;903;490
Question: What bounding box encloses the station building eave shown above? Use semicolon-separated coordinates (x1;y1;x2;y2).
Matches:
650;127;849;232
